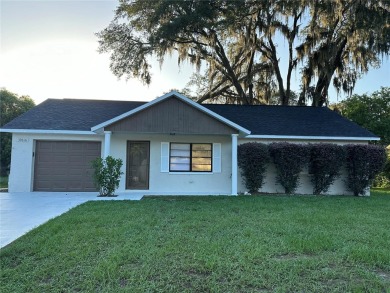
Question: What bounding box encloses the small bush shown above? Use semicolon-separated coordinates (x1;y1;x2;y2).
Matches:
345;144;386;196
310;143;345;194
269;142;310;194
92;156;123;196
238;143;270;193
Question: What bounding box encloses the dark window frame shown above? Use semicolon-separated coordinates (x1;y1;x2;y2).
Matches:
169;143;213;172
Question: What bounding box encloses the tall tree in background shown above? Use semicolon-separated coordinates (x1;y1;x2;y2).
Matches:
97;0;389;105
298;1;390;106
0;89;35;175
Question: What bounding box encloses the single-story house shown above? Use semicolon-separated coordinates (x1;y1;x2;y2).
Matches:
1;91;379;195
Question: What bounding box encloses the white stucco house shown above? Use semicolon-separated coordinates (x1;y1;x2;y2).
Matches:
0;91;379;195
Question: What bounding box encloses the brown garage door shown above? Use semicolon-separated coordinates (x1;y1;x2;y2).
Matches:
34;141;101;192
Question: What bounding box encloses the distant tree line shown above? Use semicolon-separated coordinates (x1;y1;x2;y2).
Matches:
334;87;390;146
335;87;390;187
0;89;35;176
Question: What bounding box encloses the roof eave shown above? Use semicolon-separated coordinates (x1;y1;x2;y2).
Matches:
0;129;97;135
245;135;380;141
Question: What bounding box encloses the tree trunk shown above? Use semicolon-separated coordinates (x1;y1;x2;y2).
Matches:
212;33;250;104
268;38;288;105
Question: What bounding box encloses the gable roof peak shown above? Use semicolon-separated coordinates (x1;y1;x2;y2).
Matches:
90;91;251;135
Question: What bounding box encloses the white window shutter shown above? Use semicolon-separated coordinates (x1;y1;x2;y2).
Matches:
161;142;169;172
213;143;221;173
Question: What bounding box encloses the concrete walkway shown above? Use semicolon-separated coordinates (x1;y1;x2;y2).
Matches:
0;192;143;248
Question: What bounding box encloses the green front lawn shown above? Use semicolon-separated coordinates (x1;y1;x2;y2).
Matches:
1;192;390;292
0;176;8;189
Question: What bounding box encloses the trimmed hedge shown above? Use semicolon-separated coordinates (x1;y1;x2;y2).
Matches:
237;142;385;195
345;144;386;196
310;143;345;194
269;142;310;194
238;143;270;193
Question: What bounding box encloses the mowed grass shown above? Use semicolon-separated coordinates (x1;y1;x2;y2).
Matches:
0;176;8;189
1;192;390;292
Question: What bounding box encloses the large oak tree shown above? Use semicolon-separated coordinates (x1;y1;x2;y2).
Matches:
298;1;390;106
97;0;389;106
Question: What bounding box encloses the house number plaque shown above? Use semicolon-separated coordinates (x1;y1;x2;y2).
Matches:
17;138;30;143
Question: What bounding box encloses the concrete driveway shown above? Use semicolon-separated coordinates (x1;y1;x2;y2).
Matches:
0;192;143;248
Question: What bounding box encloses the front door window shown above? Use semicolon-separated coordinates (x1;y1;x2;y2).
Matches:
126;141;150;189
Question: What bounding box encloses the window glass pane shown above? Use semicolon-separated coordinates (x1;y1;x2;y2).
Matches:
192;158;212;165
193;144;211;151
171;143;190;150
170;163;190;171
192;150;212;158
171;149;191;157
170;157;190;164
192;164;212;172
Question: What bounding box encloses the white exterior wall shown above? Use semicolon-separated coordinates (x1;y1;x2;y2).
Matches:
8;132;370;196
237;138;369;196
8;133;104;192
110;133;232;195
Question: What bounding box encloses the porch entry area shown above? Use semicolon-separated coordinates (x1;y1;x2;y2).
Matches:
126;141;150;190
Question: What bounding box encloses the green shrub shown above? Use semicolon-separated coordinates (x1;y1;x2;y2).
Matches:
269;142;310;194
373;148;390;188
345;144;386;196
238;143;270;193
92;156;123;196
310;143;345;194
373;173;390;188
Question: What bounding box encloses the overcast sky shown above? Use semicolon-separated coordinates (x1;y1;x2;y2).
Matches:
1;0;389;105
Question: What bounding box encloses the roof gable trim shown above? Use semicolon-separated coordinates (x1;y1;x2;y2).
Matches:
91;91;251;135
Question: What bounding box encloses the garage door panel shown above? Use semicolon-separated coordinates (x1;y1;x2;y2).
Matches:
38;154;53;162
85;143;100;150
35;181;54;191
36;169;57;176
68;175;84;181
68;156;85;163
38;143;52;150
69;143;83;150
54;156;69;163
34;141;101;192
85;156;98;163
48;164;69;173
68;169;84;176
53;142;68;151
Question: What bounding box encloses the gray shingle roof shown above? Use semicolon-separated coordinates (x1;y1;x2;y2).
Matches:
1;98;377;138
2;99;146;131
203;104;377;138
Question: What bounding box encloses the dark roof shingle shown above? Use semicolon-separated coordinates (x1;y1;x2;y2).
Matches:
1;98;377;138
204;104;376;137
2;99;146;131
